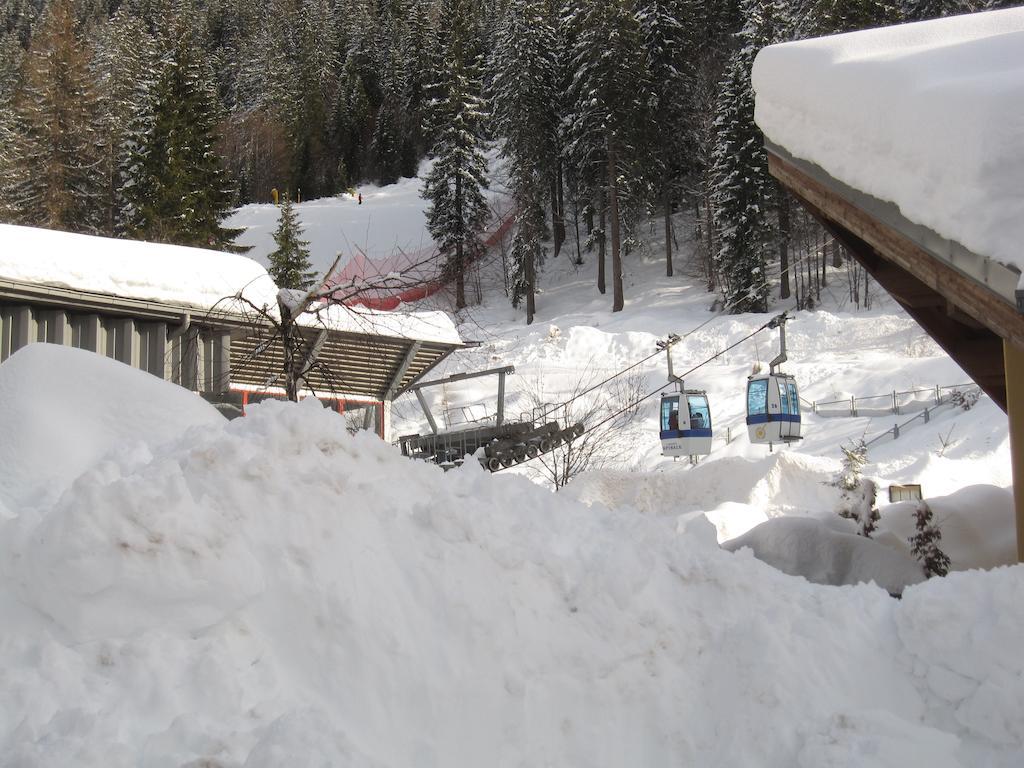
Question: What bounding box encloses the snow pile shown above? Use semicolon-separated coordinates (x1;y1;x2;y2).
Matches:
0;223;280;312
722;517;925;594
752;7;1024;276
0;344;224;512
1;345;1023;765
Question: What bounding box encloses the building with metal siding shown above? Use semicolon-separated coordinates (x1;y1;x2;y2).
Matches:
0;226;463;440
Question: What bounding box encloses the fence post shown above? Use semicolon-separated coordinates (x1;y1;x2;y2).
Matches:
851;396;857;416
892;390;898;414
935;385;941;405
924;407;930;423
893;423;900;440
813;400;817;414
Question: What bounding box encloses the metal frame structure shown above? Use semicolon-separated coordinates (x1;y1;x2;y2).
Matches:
397;366;583;471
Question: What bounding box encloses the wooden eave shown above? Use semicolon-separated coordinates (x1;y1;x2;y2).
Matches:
766;142;1024;412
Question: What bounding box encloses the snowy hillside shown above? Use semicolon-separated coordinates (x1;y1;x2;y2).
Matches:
0;176;1019;764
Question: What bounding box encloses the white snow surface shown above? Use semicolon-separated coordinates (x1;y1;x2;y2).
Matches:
2;344;1023;766
752;7;1024;279
0;345;225;513
0;223;280;312
227;176;436;278
3;164;1021;762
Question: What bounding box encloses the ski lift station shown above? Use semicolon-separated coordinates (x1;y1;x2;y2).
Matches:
0;224;464;439
753;6;1024;560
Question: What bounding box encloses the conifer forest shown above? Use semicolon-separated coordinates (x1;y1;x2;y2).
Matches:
0;0;1008;317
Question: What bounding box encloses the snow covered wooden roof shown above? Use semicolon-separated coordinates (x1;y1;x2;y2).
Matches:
753;7;1024;287
0;224;464;402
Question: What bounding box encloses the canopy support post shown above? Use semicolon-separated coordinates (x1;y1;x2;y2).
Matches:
1004;340;1024;562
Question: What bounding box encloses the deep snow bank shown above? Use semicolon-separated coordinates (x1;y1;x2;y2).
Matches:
0;345;224;512
1;347;1023;766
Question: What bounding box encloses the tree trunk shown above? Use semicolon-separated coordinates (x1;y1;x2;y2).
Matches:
664;183;673;278
551;175;564;258
608;145;623;312
555;160;565;255
778;194;791;300
703;182;715;292
455;171;465;309
573;197;582;265
597;187;606;295
526;241;535;324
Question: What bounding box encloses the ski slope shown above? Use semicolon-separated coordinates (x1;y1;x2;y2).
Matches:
0;172;1018;764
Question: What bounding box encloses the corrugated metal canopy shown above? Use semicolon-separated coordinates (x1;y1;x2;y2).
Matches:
229;323;460;402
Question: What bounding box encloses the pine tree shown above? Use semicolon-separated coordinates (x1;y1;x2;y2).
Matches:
124;18;244;250
834;439;880;537
711;0;792;314
909;500;950;578
637;0;693;278
491;0;558;322
92;8;159;236
422;0;490;311
9;0;104;234
268;193;316;291
0;34;24;224
564;0;649;312
398;0;435;176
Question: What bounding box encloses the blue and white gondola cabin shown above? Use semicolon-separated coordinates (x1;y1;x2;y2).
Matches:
660;391;713;456
746;373;801;445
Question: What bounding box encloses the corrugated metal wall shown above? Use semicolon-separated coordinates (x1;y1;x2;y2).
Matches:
0;302;231;393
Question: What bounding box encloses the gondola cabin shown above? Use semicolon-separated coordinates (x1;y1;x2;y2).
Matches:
660;391;712;456
746;373;801;445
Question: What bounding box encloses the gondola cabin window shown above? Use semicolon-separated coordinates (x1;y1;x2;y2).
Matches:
748;378;768;417
687;395;711;430
661;396;680;432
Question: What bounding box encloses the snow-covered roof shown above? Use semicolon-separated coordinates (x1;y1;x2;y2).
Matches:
0;223;280;313
0;224;462;346
309;302;462;346
752;7;1024;281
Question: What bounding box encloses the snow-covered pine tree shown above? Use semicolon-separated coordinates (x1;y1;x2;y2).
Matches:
8;0;104;234
268;193;316;291
564;0;649;312
398;0;435;176
91;8;159;237
637;0;693;278
422;0;490;311
124;16;244;251
908;500;950;577
371;38;404;186
814;0;902;32
711;0;792;314
834;438;880;537
0;34;24;224
491;0;558;323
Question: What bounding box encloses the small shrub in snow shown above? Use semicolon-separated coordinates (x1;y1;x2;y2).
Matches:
834;439;880;538
949;388;980;411
909;501;950;578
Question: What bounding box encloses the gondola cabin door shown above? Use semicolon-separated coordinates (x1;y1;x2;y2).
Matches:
660;392;713;457
746;374;801;445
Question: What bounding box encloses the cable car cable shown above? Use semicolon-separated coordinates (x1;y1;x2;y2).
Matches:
529;280;775;424
493;315;782;472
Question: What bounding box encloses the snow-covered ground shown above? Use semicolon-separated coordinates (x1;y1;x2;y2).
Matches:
1;160;1019;763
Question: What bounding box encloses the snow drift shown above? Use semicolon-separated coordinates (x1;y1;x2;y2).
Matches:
1;345;1023;766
